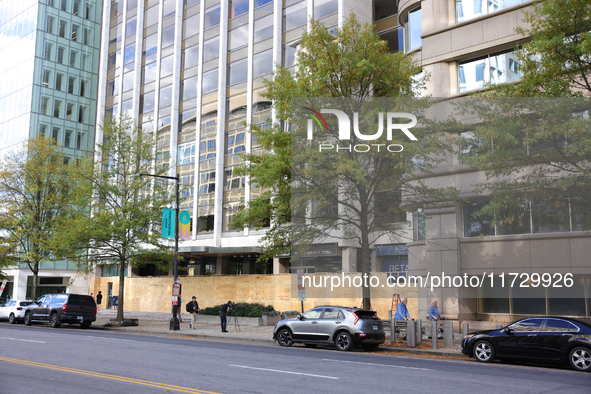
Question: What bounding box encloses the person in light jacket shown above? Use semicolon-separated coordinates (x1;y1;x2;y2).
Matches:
394;297;411;320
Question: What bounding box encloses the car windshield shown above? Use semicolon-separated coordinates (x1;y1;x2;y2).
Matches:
302;308;323;319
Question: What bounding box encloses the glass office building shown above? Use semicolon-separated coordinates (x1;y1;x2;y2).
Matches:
0;0;103;301
96;0;358;276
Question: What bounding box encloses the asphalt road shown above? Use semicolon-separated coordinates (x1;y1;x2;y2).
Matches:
0;323;589;394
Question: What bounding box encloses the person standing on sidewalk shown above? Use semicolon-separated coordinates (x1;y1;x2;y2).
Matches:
219;301;233;332
177;296;183;323
186;296;199;329
96;291;103;311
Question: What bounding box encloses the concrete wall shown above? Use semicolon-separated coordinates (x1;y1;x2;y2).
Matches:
91;273;418;320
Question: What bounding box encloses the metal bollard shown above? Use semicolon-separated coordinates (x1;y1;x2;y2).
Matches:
406;320;416;347
431;321;438;349
443;320;453;347
463;323;469;338
415;320;422;345
390;318;396;341
388;310;392;320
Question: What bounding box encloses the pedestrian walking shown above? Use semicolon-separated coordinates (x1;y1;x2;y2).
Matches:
219;301;233;332
186;296;199;329
90;292;94;300
96;291;103;311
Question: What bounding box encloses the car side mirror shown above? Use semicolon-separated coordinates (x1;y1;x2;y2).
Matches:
297;314;303;320
503;327;514;335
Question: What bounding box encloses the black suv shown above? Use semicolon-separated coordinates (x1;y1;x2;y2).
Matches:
24;294;97;329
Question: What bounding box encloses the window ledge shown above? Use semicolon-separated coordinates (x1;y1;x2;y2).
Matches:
461;231;591;243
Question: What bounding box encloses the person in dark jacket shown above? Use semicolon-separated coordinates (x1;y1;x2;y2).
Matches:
186;296;199;329
96;291;103;311
219;301;233;332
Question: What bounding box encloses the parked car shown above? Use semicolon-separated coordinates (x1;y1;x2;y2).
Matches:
0;300;33;324
273;306;385;351
462;316;591;372
24;294;97;329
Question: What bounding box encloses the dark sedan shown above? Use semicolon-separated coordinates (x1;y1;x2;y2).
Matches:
462;317;591;372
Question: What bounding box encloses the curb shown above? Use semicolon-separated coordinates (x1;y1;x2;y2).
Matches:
380;346;467;358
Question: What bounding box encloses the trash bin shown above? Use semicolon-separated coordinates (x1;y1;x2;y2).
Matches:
112;295;119;309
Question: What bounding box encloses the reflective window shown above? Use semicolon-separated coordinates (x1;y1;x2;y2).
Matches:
159;85;173;108
142;61;157;84
123;71;134;91
228;25;248;51
68;76;76;94
544;319;579;332
459;50;522;92
41;97;51;115
109;23;122;44
110;0;122;17
404;7;421;51
457;0;523;23
230;0;249;19
181;75;198;100
126;17;137;37
322;308;343;319
302;308;323;319
463;201;493;237
128;0;138;10
80;80;88;97
83;28;91;45
145;5;158;26
255;0;272;6
183;14;200;38
254;14;273;42
71;24;79;42
56;73;64;91
47;16;55;34
204;5;221;29
163;0;176;19
228;58;247;85
161;55;174;77
45;42;53;60
182;45;199;69
124;44;135;64
144;33;157;56
283;45;296;67
78;106;86;123
69;50;77;67
202;69;218;93
43;69;52;88
315;0;337;19
185;0;200;9
140;91;155;113
162;25;175;48
57;47;65;64
253;49;273;77
59;20;67;37
54;99;62;117
532;197;570;234
65;130;72;147
106;77;119;97
510;318;544;332
284;2;307;31
203;36;219;61
66;103;75;120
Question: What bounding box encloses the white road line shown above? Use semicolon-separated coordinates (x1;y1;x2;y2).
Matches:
322;359;433;371
0;337;46;344
229;364;339;380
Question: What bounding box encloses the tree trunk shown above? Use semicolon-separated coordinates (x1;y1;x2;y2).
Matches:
116;257;125;322
32;262;39;300
360;199;372;310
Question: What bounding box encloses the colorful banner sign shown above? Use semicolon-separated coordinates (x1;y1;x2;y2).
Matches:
162;209;174;238
179;210;191;239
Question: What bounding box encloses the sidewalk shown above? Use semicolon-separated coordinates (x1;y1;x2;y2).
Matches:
95;309;467;358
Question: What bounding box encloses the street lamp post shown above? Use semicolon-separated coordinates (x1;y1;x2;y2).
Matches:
132;172;180;330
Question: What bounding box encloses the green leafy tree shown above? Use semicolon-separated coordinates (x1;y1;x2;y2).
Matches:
234;15;454;307
67;115;173;322
489;0;591;97
0;136;89;298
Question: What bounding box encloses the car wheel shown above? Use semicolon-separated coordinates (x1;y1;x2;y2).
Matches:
362;343;380;352
24;312;32;326
473;340;495;363
277;328;294;347
569;347;591;372
80;322;91;329
8;313;16;324
335;331;353;351
49;313;61;328
304;344;317;348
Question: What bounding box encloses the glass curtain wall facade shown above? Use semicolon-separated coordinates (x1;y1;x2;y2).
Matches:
0;0;103;300
0;0;102;158
96;0;340;274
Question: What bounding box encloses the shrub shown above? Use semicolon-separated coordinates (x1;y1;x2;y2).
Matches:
202;302;276;317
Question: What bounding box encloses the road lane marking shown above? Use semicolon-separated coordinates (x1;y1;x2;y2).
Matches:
229;364;339;379
322;359;433;371
0;337;46;343
0;357;219;394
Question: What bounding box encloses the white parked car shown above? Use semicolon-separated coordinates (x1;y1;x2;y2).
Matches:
0;300;33;324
